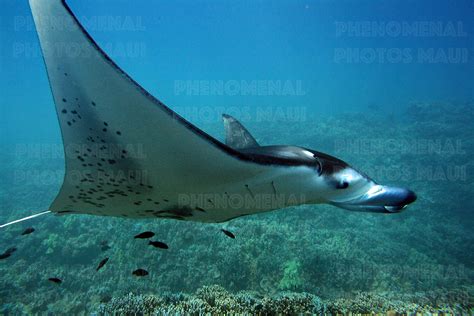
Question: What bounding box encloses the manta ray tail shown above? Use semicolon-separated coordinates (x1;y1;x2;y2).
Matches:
222;114;259;149
0;210;51;228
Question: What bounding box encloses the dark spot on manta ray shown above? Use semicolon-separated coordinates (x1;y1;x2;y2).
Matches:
64;72;68;76
148;241;168;249
91;101;96;106
116;131;121;135
71;110;77;114
102;128;107;132
132;269;148;277
158;207;194;218
221;229;235;239
48;277;62;284
21;227;35;235
108;159;116;165
67;121;71;126
61;109;67;114
62;98;67;102
158;214;185;220
134;231;155;239
96;257;109;271
103;122;108;126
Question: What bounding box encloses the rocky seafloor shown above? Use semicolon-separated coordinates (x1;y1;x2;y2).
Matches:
1;102;473;314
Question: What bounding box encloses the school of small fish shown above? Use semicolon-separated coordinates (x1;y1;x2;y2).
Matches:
1;225;236;284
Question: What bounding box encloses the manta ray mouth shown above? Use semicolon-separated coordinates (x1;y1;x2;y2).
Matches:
331;185;417;213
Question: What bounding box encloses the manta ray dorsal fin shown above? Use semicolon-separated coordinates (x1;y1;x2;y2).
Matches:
222;114;259;149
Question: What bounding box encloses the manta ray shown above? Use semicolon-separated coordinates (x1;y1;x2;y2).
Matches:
2;0;416;228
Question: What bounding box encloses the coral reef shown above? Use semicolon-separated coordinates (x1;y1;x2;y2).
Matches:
97;285;326;315
97;285;472;315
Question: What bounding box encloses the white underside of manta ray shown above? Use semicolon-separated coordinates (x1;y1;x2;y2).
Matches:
2;0;417;227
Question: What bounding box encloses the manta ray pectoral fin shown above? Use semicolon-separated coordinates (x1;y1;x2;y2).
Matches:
222;114;260;149
28;0;280;222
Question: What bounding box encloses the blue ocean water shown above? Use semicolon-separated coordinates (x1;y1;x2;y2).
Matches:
0;0;473;314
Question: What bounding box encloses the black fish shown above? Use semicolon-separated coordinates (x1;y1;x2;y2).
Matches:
48;277;62;284
96;257;109;271
148;241;168;249
221;229;235;239
21;227;35;235
4;247;17;254
0;253;11;260
132;268;148;277
134;231;155;239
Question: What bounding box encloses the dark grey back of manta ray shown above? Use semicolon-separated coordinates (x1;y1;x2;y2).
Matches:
29;0;312;222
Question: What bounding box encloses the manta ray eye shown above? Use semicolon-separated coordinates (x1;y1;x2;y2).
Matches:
336;181;349;189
